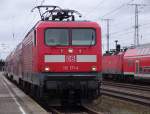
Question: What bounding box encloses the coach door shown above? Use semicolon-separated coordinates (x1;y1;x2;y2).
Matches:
135;60;139;75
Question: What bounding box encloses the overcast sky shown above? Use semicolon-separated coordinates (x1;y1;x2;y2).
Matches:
0;0;150;59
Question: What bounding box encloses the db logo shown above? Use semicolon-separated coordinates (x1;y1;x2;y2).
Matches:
65;55;76;62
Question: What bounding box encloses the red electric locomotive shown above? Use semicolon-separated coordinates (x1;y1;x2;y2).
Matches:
102;41;126;80
5;6;102;105
103;52;125;79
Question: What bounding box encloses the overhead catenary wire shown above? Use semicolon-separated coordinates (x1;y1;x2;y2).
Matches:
107;6;148;30
102;3;148;46
105;3;148;38
40;0;45;5
109;26;150;40
109;22;150;36
21;14;38;38
19;0;40;40
35;0;38;6
98;0;149;51
143;32;150;37
110;26;133;35
100;0;135;18
110;30;134;38
105;10;134;30
84;0;105;18
10;16;15;40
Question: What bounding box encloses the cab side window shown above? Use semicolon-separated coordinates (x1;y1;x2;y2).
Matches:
33;30;36;46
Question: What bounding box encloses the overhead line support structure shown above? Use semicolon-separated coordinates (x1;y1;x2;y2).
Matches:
128;4;146;46
102;19;112;52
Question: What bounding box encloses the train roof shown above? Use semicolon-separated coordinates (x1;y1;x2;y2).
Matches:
136;43;150;48
35;20;100;28
24;20;100;40
124;43;150;57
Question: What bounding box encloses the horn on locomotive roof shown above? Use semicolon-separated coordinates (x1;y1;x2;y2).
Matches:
31;5;82;21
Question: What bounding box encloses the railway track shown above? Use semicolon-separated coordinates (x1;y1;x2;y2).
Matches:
4;73;102;114
48;105;102;114
101;81;150;106
103;81;150;91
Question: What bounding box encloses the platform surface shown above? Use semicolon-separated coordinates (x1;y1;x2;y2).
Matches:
0;72;49;114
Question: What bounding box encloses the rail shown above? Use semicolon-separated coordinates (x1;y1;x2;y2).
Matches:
102;80;150;91
50;107;61;114
102;81;150;106
49;105;102;114
81;105;102;114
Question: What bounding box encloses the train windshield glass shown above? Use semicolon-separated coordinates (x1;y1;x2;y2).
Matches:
45;29;69;46
72;29;96;46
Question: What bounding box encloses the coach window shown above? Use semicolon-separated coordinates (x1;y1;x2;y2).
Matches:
148;48;150;55
72;29;96;46
45;29;69;46
33;30;36;46
141;48;145;55
137;49;141;55
145;48;149;55
139;67;143;73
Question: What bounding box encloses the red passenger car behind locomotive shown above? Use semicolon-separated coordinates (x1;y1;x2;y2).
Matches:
4;6;102;105
103;42;150;81
124;44;150;80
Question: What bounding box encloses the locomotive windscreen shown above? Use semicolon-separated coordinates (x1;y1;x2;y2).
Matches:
45;29;69;46
45;28;96;46
72;29;95;46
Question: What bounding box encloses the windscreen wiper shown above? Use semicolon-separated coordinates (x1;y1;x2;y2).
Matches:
89;33;94;47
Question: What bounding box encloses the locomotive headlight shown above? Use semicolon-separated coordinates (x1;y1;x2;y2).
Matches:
68;48;73;53
91;66;97;71
45;67;50;72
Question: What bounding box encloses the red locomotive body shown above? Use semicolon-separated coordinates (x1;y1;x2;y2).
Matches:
124;44;150;80
36;21;101;73
5;6;102;105
102;52;124;78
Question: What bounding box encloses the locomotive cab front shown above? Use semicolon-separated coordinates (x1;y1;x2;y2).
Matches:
33;21;102;104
